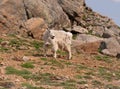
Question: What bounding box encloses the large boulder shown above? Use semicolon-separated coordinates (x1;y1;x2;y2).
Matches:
22;18;47;39
0;0;71;35
100;37;120;57
23;0;71;29
58;0;85;17
66;26;88;34
73;34;103;54
75;34;103;44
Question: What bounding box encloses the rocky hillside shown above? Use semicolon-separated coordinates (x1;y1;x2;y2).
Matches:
0;0;119;32
0;0;120;89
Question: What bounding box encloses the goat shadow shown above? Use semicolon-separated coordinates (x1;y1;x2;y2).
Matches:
32;53;53;57
32;53;67;59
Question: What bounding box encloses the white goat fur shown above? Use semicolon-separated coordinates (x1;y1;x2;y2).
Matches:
42;29;72;59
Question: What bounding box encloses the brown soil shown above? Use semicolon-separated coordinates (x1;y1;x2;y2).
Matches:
0;35;120;89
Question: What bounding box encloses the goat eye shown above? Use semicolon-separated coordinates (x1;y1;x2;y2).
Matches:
51;36;55;39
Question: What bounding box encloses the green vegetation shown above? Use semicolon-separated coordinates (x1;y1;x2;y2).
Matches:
82;15;87;21
22;83;45;89
31;40;43;50
22;72;77;88
83;75;92;79
98;47;102;53
40;57;48;61
64;61;72;66
5;66;40;80
88;30;93;35
57;50;67;56
9;39;22;47
8;34;17;37
105;84;120;89
92;80;103;86
0;38;3;43
94;55;112;63
39;73;56;85
49;59;64;68
77;80;87;84
75;73;92;80
85;71;95;76
1;34;120;89
0;46;9;52
60;79;77;89
21;62;34;68
77;64;88;70
23;74;41;80
5;66;31;77
75;75;83;79
60;60;73;66
43;59;64;68
115;71;120;80
72;34;78;40
98;67;114;81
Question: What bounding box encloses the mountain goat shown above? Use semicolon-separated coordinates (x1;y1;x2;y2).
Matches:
42;29;72;59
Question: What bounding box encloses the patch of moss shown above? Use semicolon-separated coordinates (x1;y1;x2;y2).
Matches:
21;62;34;69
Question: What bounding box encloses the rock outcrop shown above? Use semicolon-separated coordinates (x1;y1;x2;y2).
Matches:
0;0;120;57
100;38;120;57
22;18;47;39
73;34;103;54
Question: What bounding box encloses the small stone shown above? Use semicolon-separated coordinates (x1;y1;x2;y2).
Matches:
0;76;4;81
15;79;20;82
50;76;65;80
0;41;9;47
84;84;89;89
1;34;7;37
84;84;88;87
0;68;5;74
22;56;30;61
18;46;29;50
112;73;116;77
